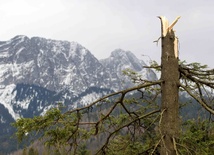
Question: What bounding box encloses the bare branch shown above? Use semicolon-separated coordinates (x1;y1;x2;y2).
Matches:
153;37;161;46
65;80;163;115
173;137;179;155
94;101;119;135
151;137;162;154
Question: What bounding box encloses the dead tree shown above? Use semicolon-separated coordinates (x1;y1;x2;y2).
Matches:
159;16;180;155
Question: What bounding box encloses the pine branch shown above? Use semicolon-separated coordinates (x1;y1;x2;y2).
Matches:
179;67;214;89
95;109;160;154
180;83;214;115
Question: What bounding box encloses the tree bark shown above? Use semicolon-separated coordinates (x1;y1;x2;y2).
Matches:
159;16;180;155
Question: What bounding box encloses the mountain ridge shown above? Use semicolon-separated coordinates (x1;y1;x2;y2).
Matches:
0;35;158;153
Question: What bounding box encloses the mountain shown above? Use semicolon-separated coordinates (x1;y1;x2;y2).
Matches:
100;49;157;89
0;35;157;153
0;35;157;120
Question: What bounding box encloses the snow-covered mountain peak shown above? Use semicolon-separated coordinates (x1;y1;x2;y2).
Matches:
100;49;157;89
110;49;137;61
108;49;143;70
102;49;144;72
110;48;128;57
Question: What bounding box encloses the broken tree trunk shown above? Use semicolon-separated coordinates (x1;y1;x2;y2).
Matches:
159;16;180;155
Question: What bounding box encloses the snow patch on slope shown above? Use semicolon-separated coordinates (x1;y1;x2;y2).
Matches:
15;96;32;110
71;92;103;109
0;84;19;120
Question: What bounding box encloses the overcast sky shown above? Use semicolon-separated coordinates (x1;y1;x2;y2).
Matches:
0;0;214;67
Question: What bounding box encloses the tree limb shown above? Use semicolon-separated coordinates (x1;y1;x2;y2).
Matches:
65;80;163;115
180;83;214;115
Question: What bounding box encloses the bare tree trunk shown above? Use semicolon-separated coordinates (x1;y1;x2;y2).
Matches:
159;16;180;155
